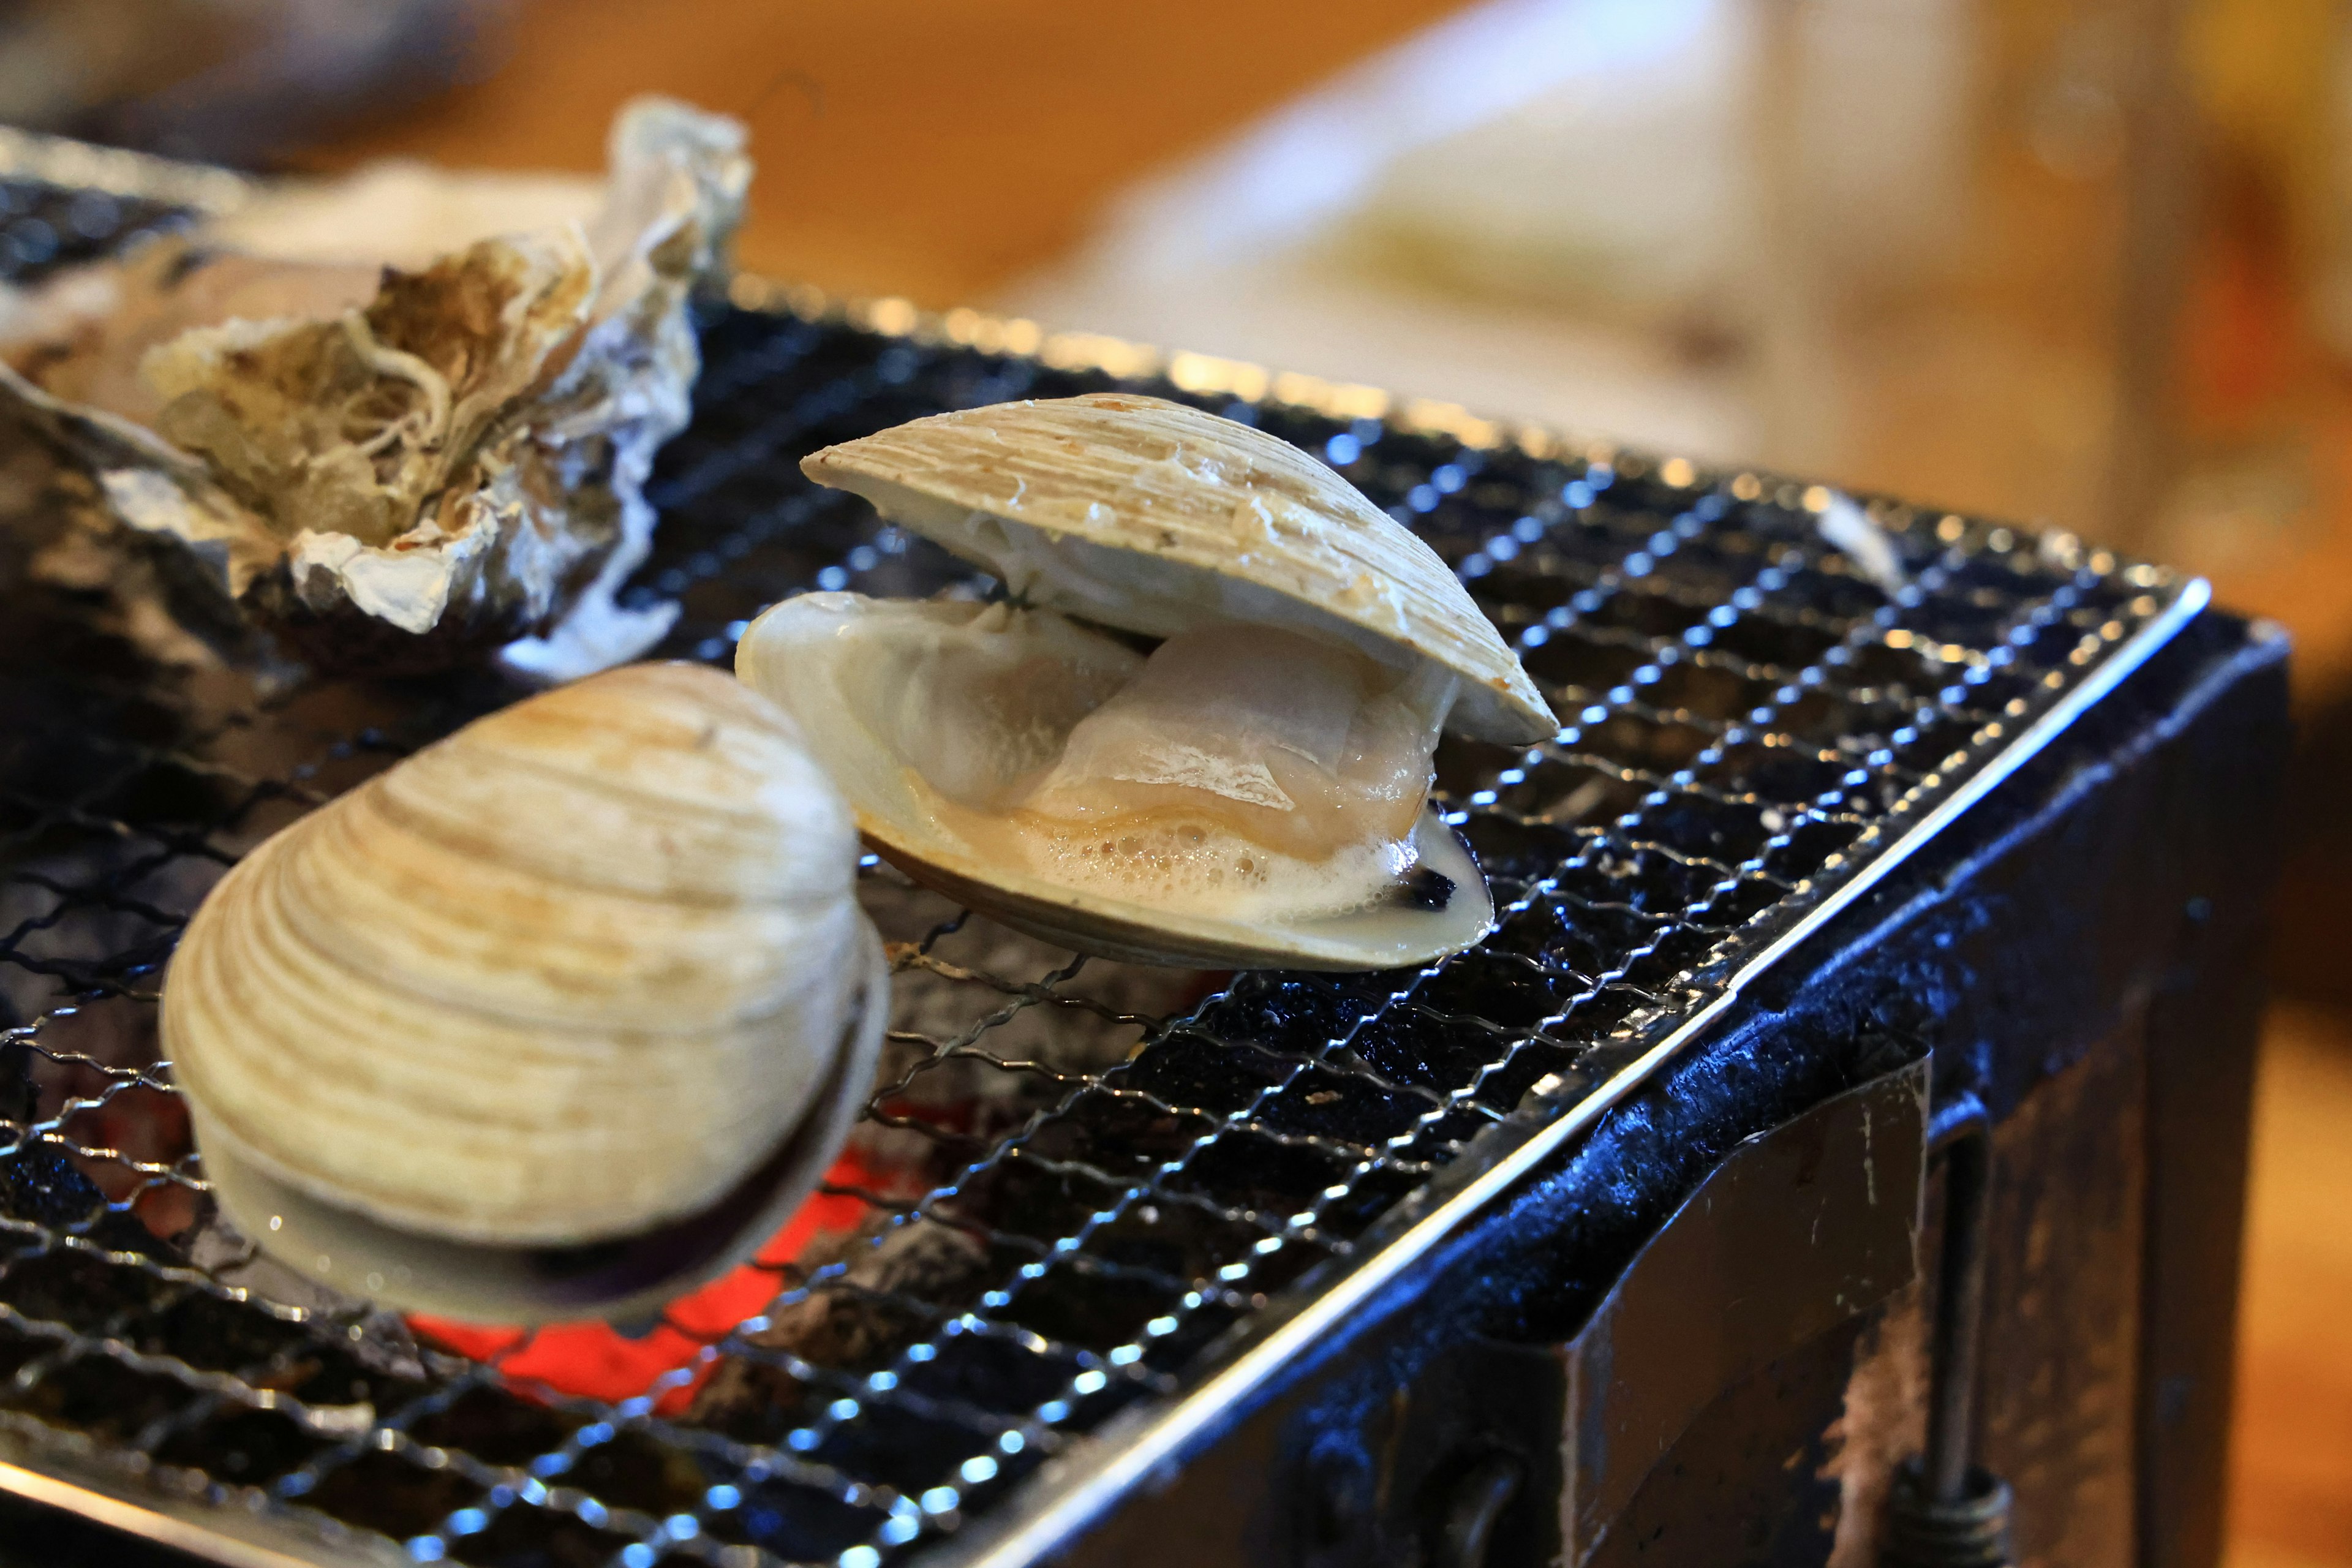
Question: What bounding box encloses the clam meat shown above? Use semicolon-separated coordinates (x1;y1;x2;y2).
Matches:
738;393;1557;970
163;663;885;1324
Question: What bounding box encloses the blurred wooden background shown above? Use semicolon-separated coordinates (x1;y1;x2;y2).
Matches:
291;0;1465;304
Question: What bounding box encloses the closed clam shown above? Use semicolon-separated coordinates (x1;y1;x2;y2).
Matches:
737;393;1556;970
164;663;885;1323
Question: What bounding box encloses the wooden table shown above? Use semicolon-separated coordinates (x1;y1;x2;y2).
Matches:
290;0;1464;306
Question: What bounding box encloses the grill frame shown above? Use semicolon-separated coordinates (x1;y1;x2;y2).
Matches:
919;572;2205;1568
0;145;2211;1568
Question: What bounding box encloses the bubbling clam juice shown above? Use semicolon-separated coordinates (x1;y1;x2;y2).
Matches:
742;595;1459;927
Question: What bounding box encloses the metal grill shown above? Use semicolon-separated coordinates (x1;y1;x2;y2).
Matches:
0;165;2199;1568
0;127;245;283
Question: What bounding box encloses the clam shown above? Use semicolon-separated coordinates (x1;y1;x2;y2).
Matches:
737;393;1556;970
164;663;885;1324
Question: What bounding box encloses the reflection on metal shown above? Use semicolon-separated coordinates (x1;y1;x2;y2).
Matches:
0;1458;371;1568
1887;1463;2017;1568
0;126;254;217
1929;1093;1994;1500
1436;1452;1523;1568
1560;1059;1928;1560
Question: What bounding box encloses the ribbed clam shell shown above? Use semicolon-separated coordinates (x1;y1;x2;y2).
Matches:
164;663;871;1248
799;393;1556;745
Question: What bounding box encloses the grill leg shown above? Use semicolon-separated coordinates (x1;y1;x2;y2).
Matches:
1885;1092;2015;1568
1434;1453;1523;1568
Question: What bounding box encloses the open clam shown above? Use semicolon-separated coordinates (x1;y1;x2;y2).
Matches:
164;664;885;1323
737;393;1556;970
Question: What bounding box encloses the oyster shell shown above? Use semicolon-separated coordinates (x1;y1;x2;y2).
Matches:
0;97;748;682
739;394;1556;971
164;663;885;1323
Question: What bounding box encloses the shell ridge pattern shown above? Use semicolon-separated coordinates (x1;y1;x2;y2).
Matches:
802;393;1553;741
369;745;852;908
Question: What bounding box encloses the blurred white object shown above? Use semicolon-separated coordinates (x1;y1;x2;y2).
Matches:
1006;0;1974;470
1815;491;1908;594
1344;42;1753;336
1039;0;1719;287
200;165;603;270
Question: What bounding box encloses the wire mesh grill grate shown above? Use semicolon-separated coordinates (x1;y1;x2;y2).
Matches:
0;183;2190;1568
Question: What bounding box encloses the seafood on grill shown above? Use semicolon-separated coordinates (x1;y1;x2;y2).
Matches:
162;663;886;1324
0;98;748;682
736;393;1557;970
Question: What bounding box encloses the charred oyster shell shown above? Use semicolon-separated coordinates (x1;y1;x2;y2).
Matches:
0;98;748;681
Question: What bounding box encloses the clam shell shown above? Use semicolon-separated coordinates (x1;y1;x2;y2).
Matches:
799;393;1556;744
870;807;1491;971
191;926;887;1325
164;663;880;1313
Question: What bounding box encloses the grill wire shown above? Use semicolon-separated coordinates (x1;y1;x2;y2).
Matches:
0;179;2187;1568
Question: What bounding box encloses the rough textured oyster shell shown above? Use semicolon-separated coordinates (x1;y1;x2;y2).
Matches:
800;391;1556;743
0;97;748;680
163;663;885;1322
